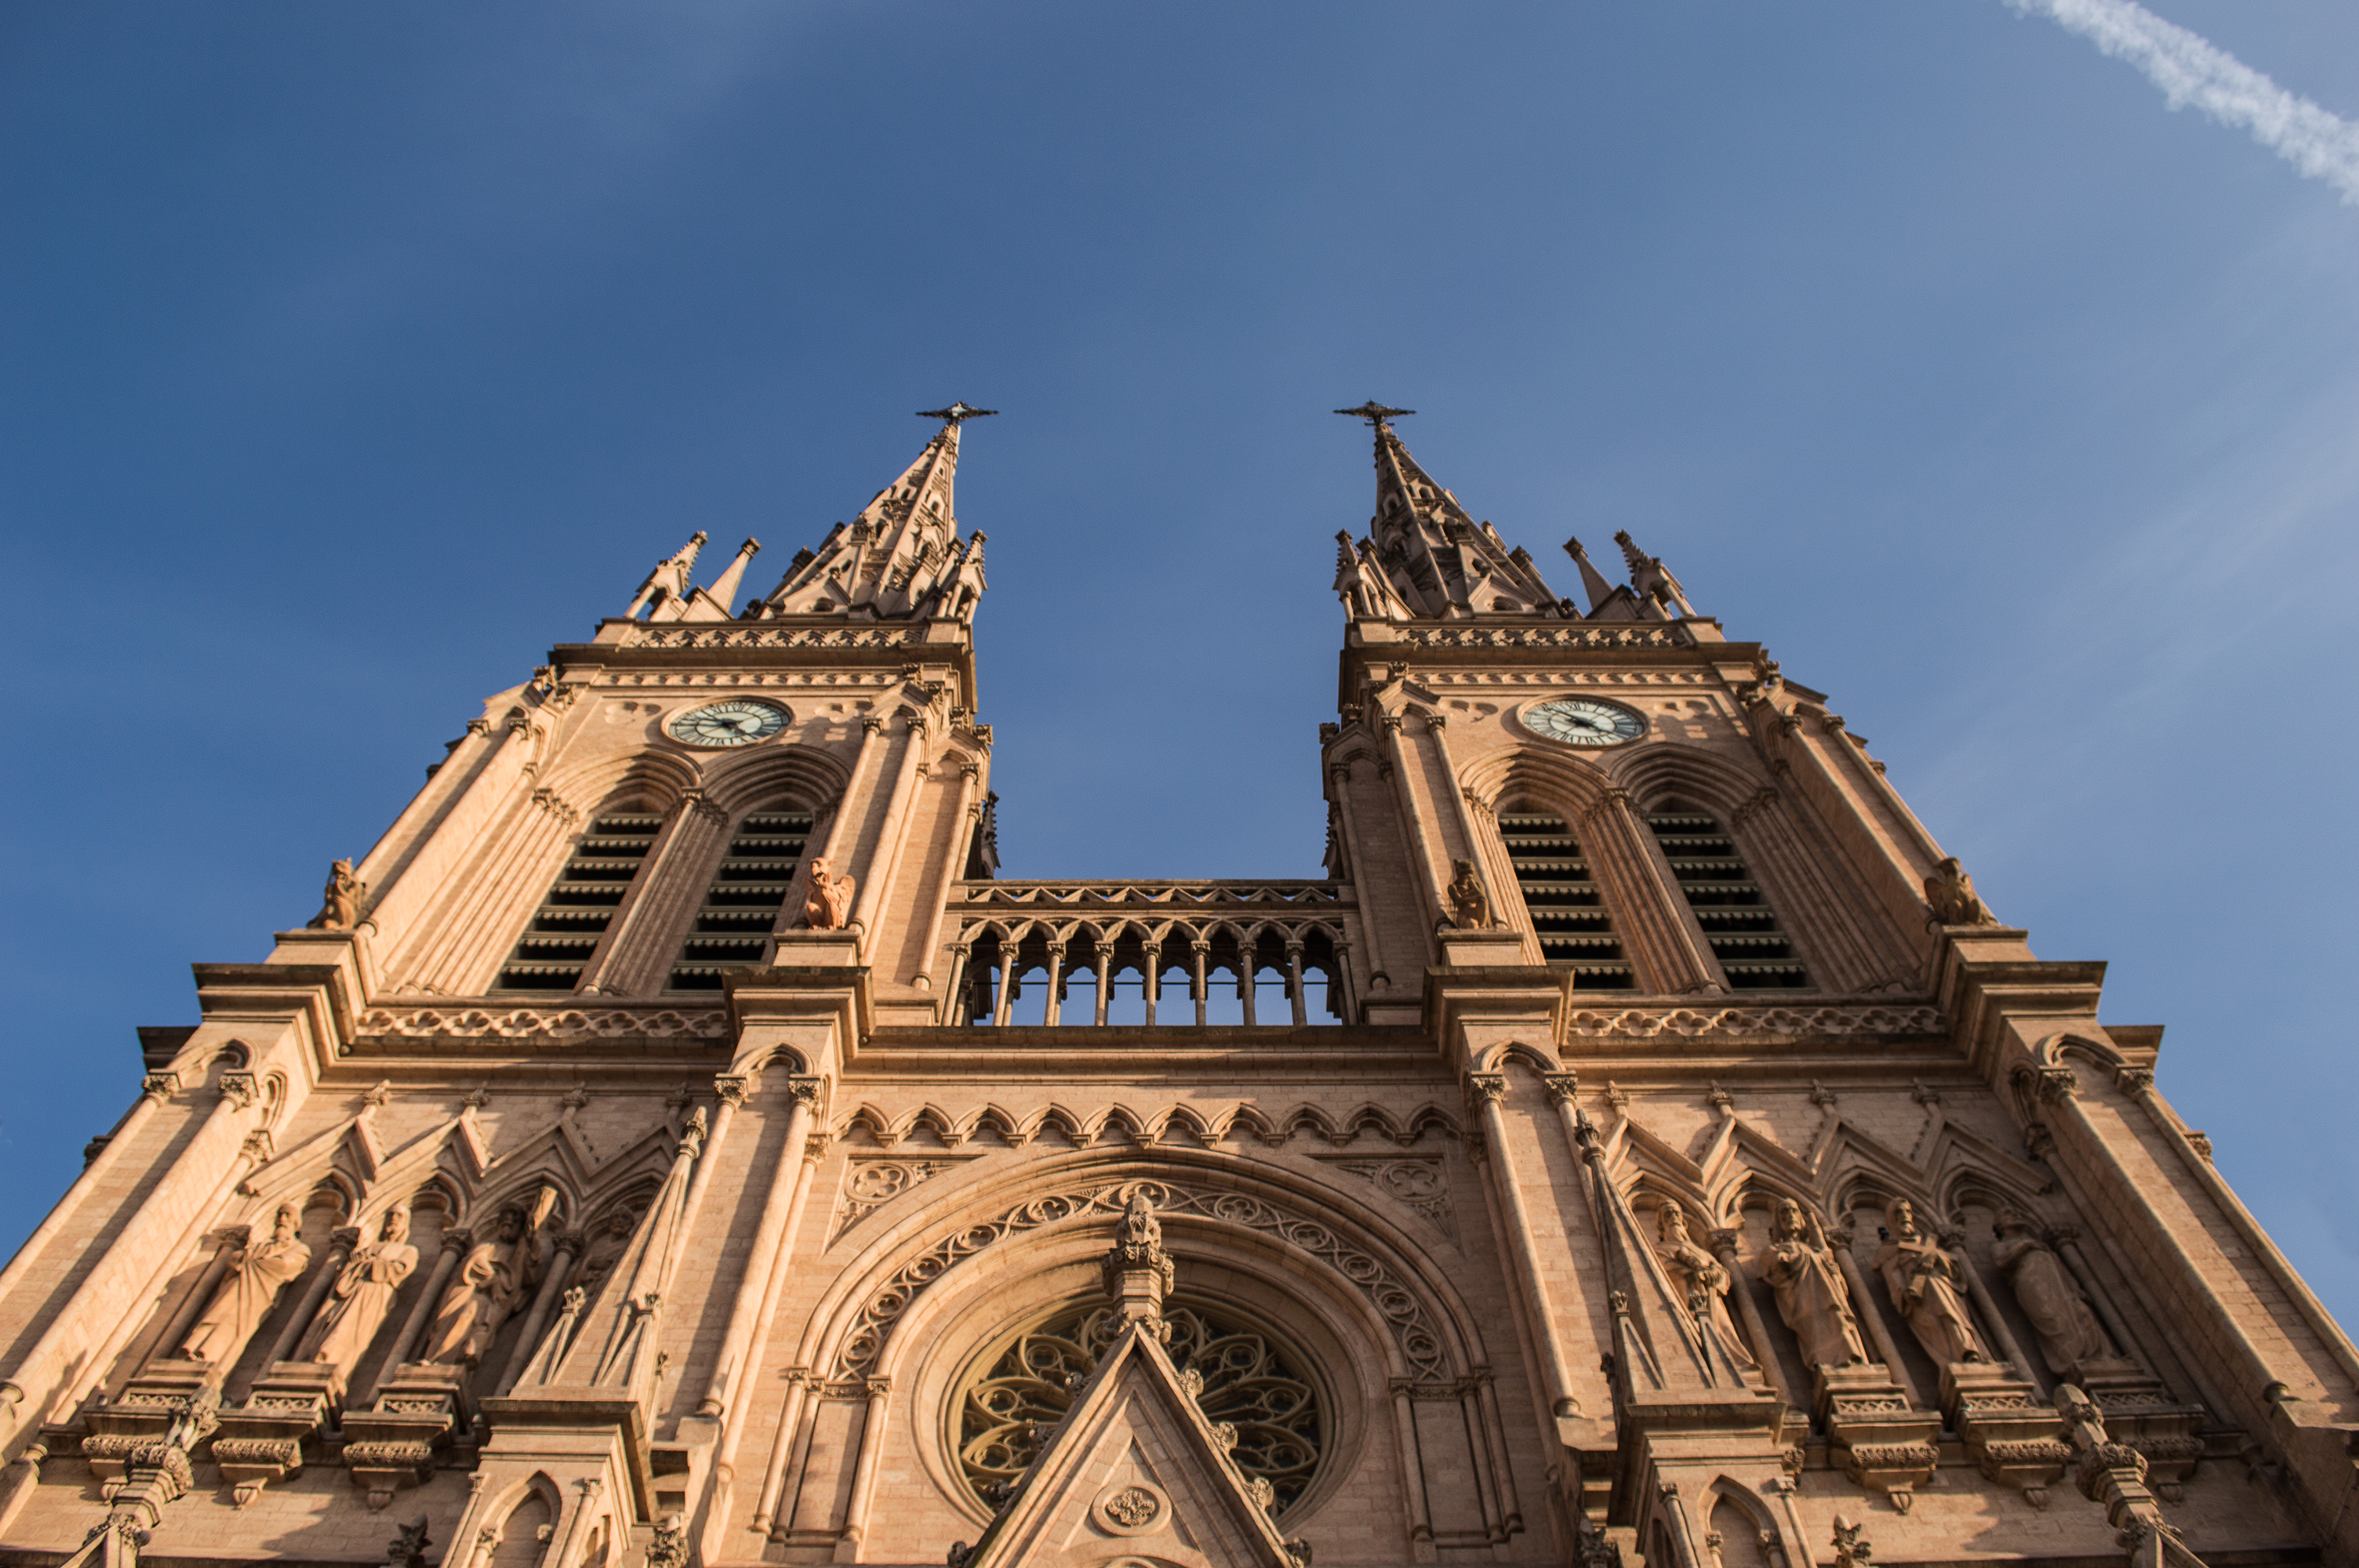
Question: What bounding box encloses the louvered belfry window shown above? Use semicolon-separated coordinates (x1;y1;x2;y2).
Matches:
666;811;814;992
1646;808;1812;989
494;814;663;992
1498;810;1634;989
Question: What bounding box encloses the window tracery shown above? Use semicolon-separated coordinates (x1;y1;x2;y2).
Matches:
955;1298;1324;1514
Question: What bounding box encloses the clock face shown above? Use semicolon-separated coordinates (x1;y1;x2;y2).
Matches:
669;699;789;748
1525;697;1647;748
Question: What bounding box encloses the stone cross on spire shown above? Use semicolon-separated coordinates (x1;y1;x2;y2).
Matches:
1334;400;1414;428
917;402;998;426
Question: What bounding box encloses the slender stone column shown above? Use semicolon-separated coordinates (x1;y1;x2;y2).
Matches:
1141;936;1161;1026
714;1142;827;1555
1467;1075;1579;1417
908;762;980;988
585;791;732;996
1579;787;1721;995
1190;941;1209;1025
1949;1239;2037;1382
256;1225;362;1371
365;1228;471;1400
151;1227;252;1367
1327;761;1392;998
696;1079;822;1420
678;1076;750;1240
1379;715;1450;932
751;1370;812;1535
1711;1228;1793;1408
1041;944;1065;1027
1238;942;1258;1027
1834;1241;1921;1407
1092;935;1110;1026
835;1377;894;1559
1387;1382;1435;1559
492;1232;583;1397
1285;943;1308;1026
991;944;1017;1027
2049;1228;2138;1366
849;717;929;935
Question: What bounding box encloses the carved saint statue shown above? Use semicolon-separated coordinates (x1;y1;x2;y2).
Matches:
1870;1199;1989;1367
181;1203;313;1379
420;1208;541;1368
1922;857;1993;927
1991;1214;2110;1376
1444;860;1492;929
1757;1200;1868;1370
804;856;856;931
308;858;365;931
296;1208;418;1375
1652;1200;1754;1367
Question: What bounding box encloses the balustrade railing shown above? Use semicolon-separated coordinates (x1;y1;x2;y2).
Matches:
943;880;1359;1027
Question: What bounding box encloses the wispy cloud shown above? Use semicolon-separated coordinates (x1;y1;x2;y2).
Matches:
2008;0;2359;203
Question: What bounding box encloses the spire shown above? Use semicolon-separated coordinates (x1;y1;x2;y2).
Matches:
625;530;708;620
761;408;992;622
1561;535;1617;614
1614;528;1697;619
700;537;761;615
1332;405;1564;621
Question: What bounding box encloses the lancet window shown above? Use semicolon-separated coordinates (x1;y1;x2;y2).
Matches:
493;814;662;992
1646;807;1811;989
958;1298;1324;1513
1497;809;1633;989
665;810;814;992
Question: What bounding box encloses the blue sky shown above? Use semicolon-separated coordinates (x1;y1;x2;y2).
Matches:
4;2;2357;1319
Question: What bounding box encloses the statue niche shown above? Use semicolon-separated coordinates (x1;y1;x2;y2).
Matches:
1870;1198;1989;1367
296;1208;418;1381
180;1202;312;1385
1758;1199;1868;1370
1992;1213;2111;1377
420;1203;547;1369
1652;1199;1754;1367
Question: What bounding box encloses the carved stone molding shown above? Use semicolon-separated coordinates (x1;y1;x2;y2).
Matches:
1563;1004;1943;1040
1399;624;1689;651
831;1178;1448;1382
140;1072;180;1105
218;1073;260;1111
355;1006;728;1042
626;624;917;650
1540;1073;1579;1107
833;1159;967;1239
1322;1158;1450;1224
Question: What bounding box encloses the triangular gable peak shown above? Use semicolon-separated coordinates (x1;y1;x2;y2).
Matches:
961;1323;1305;1568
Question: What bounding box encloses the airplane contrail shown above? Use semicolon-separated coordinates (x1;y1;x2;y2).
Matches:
2007;0;2359;204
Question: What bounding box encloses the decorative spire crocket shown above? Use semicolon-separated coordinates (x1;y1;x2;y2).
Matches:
759;410;991;622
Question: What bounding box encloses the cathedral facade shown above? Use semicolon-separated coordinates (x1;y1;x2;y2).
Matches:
2;408;2353;1568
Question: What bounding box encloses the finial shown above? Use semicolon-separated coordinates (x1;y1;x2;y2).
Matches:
917;402;998;426
1335;401;1414;429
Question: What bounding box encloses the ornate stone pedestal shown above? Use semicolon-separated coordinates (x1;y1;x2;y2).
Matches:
2078;1363;2207;1501
1815;1364;1939;1512
212;1363;339;1507
82;1363;211;1491
1943;1361;2070;1505
342;1363;471;1509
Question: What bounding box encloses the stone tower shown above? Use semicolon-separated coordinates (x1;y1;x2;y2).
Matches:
2;407;2354;1567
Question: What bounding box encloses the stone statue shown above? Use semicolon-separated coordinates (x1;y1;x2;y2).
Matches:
1991;1214;2110;1376
1444;860;1492;929
1922;857;1993;927
1758;1199;1868;1370
804;856;856;930
181;1203;313;1378
308;858;365;930
1870;1199;1988;1367
420;1208;540;1368
296;1208;418;1374
1652;1200;1753;1366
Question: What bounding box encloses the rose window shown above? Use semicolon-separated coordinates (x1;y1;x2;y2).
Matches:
956;1298;1325;1513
